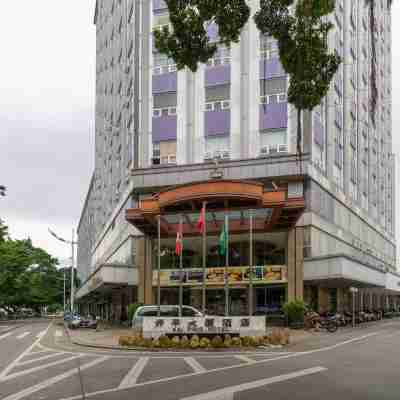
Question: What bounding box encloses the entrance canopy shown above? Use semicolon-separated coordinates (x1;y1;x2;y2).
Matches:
126;180;305;236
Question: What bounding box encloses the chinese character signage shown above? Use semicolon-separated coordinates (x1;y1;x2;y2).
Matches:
142;316;266;338
153;266;287;287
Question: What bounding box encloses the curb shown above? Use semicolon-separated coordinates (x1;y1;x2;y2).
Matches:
0;325;22;335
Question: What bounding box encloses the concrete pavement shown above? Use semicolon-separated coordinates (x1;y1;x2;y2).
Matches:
0;320;399;400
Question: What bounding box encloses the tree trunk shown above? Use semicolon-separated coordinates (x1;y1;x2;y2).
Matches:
297;108;302;172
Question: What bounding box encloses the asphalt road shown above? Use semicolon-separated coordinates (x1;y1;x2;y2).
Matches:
1;320;400;400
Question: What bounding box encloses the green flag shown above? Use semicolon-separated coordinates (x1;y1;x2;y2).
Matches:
219;218;228;256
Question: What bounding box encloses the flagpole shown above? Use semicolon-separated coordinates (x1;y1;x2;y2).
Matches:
179;214;183;318
202;202;207;315
157;215;161;317
249;210;253;316
224;214;229;317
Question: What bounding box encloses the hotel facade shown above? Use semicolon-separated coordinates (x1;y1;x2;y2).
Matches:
76;0;399;321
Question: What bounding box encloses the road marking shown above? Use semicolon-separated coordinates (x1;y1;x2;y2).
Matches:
0;332;13;341
184;357;206;373
18;351;66;366
36;330;47;339
180;366;327;400
0;323;52;381
16;332;30;340
1;355;83;382
118;357;149;388
57;331;380;400
55;330;63;337
1;356;108;400
234;355;255;364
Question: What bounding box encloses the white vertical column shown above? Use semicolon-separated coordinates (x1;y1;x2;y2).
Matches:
193;64;206;163
230;41;241;160
247;0;261;159
177;69;189;165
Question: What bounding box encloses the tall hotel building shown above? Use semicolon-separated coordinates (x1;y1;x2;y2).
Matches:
76;0;399;320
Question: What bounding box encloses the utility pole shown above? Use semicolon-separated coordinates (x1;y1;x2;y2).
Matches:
49;228;78;313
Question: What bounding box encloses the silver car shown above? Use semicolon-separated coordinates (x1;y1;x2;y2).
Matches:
132;305;203;331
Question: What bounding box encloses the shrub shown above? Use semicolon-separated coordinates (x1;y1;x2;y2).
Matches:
153;339;161;348
142;338;154;348
281;328;290;345
223;334;232;348
211;335;224;348
199;337;211;348
180;335;190;348
190;336;200;349
159;335;171;348
282;300;306;324
118;336;131;346
171;336;181;347
231;336;242;347
241;336;251;347
270;328;283;345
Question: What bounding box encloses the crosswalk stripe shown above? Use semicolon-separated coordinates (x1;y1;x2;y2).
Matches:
184;357;206;373
118;357;149;388
180;366;328;400
18;351;66;366
234;355;256;364
1;356;108;400
16;332;30;340
36;330;46;339
1;355;83;382
0;332;12;341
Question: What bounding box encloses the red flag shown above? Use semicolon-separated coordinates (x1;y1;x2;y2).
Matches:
196;204;206;233
175;224;183;256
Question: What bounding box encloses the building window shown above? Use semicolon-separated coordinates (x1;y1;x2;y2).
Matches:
260;93;287;104
204;136;230;160
204;100;230;112
153;106;177;117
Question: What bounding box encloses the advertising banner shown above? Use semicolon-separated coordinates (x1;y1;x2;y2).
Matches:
153;266;287;287
142;316;266;338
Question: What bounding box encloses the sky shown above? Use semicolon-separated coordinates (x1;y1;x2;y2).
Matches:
0;1;400;263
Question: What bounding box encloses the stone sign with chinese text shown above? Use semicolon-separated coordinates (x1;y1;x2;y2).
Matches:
142;316;266;338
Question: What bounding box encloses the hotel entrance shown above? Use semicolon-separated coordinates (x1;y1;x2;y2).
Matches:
126;180;305;316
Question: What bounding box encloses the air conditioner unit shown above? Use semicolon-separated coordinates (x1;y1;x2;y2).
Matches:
153;66;162;75
204;152;213;160
213;150;222;159
153;109;162;117
259;146;269;157
278;144;288;153
167;155;177;164
152;157;160;165
222;150;230;159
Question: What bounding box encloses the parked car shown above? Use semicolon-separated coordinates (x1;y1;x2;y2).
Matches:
132;305;203;331
79;316;98;329
68;315;82;329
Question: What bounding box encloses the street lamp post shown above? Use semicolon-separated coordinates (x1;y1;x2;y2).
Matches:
49;228;78;313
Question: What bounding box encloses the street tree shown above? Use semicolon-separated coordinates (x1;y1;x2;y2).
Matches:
154;0;341;157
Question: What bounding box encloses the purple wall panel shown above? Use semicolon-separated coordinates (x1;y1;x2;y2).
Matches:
205;65;231;86
153;0;167;12
152;116;177;142
259;103;288;130
152;72;177;94
207;23;219;41
314;117;324;148
259;58;285;79
205;110;230;137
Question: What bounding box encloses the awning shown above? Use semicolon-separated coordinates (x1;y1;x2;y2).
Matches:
126;179;305;237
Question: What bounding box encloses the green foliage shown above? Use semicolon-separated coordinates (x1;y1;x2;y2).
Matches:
0;236;62;312
210;335;224;348
199;337;211;348
154;0;250;72
255;0;340;155
127;303;144;322
0;219;8;243
156;0;341;155
159;335;172;348
282;300;306;322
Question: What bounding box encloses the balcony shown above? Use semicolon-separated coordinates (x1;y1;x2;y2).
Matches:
259;59;285;79
152;72;177;94
152;115;177;142
204;110;230;137
259;103;288;130
205;65;231;87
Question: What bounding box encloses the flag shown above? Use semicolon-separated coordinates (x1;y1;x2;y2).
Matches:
196;204;206;233
219;218;228;256
175;224;183;256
